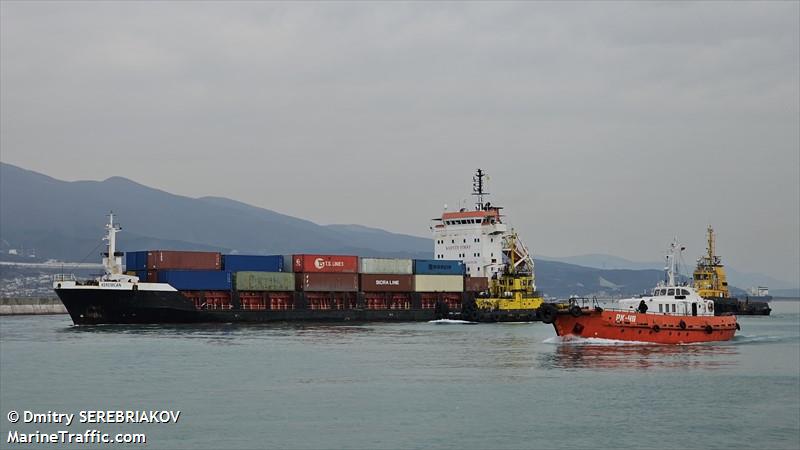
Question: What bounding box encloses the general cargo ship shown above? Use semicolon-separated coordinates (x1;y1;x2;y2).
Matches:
54;170;544;325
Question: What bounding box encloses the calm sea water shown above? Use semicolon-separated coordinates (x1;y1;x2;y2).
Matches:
1;301;798;450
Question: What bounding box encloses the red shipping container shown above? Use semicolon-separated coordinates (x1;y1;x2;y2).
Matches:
464;277;489;292
292;254;358;273
146;250;221;270
296;273;358;292
360;274;414;292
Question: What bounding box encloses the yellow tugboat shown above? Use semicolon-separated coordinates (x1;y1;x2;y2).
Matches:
693;226;730;299
470;230;543;321
693;226;771;316
432;169;543;322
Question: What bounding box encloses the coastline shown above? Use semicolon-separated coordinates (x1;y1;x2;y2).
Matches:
0;297;67;315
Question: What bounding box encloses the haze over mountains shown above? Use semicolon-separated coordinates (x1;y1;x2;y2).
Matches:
0;163;794;297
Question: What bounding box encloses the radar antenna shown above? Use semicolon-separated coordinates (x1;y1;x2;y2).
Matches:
472;169;490;210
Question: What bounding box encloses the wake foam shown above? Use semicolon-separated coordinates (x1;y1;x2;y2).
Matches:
428;319;477;324
543;335;657;346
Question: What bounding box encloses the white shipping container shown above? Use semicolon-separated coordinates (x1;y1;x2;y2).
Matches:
360;258;413;274
413;275;464;292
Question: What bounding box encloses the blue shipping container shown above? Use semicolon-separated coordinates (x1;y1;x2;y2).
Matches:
157;270;232;291
134;270;148;281
222;255;283;272
413;259;465;275
125;251;148;271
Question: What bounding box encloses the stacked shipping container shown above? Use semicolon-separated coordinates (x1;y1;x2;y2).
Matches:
125;250;484;313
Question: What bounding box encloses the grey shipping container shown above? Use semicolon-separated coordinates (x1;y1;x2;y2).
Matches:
359;258;413;274
413;275;464;292
282;255;294;272
234;272;295;291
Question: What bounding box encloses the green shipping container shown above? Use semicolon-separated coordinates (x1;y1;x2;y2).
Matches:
235;272;295;291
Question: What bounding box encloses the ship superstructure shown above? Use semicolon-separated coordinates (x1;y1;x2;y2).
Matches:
432;170;542;321
693;226;730;298
432;169;536;286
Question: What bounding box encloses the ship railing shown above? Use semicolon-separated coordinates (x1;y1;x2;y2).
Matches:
52;273;76;282
568;296;603;309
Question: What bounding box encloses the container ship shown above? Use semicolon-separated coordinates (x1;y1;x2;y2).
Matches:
692;226;771;316
54;170;544;325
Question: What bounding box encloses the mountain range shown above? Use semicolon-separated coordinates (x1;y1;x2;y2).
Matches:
0;162;793;297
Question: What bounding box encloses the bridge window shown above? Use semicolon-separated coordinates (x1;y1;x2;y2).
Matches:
668;289;675;296
681;289;689;296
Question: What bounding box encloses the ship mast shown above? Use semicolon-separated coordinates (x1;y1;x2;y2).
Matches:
705;226;721;266
103;211;122;276
472;169;489;210
665;237;685;287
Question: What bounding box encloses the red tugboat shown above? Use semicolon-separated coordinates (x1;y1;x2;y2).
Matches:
538;239;739;344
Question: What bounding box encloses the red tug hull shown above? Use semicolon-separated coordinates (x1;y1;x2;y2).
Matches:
551;308;737;344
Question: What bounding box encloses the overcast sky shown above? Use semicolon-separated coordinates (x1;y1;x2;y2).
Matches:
1;2;798;283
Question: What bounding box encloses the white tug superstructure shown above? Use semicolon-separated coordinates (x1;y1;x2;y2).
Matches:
431;169;536;287
618;238;714;316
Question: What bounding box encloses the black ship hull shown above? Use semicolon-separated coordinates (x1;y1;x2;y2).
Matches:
712;297;772;316
55;288;542;325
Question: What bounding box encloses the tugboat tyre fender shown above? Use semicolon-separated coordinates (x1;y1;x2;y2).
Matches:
652;324;661;332
539;305;557;324
679;320;686;330
704;325;713;334
735;322;741;331
569;305;582;317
